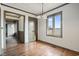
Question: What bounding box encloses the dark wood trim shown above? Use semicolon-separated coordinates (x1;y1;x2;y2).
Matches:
1;3;37;16
23;15;25;43
6;24;8;37
28;16;38;41
36;18;38;41
37;40;79;53
16;20;19;43
38;3;69;16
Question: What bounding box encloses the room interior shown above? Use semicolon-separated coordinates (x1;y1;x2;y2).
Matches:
0;3;79;56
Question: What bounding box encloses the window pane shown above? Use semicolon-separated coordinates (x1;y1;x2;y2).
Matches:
47;16;53;35
54;14;61;36
55;14;61;28
48;16;53;29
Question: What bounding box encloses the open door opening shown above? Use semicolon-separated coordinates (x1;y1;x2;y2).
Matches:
6;20;19;48
4;11;25;48
28;17;38;42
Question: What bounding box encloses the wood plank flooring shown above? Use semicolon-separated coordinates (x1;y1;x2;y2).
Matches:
6;36;18;48
2;41;79;56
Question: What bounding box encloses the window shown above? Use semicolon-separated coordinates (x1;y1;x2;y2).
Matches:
46;11;62;37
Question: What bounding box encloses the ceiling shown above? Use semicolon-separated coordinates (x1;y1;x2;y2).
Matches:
4;3;64;15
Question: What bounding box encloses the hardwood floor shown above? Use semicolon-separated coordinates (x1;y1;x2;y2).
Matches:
6;36;18;48
2;41;79;56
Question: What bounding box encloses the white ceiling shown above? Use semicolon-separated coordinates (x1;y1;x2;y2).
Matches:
4;3;64;15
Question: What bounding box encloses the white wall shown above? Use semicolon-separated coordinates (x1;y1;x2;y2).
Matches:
38;3;79;52
1;5;37;50
0;4;2;55
19;16;24;31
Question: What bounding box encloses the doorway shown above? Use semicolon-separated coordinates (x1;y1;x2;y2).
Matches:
4;11;25;48
6;20;19;48
28;17;38;42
